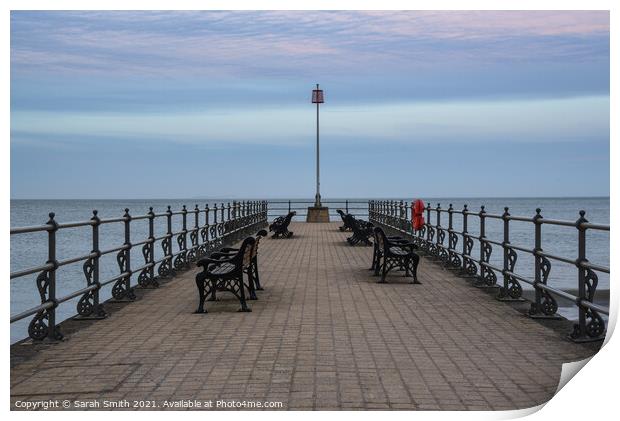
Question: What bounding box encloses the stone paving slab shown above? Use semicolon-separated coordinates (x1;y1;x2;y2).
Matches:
10;222;598;410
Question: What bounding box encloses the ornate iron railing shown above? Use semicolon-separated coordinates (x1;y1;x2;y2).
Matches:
10;200;268;342
368;199;610;343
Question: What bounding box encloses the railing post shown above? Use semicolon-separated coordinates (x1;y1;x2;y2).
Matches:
235;201;241;237
570;210;605;341
404;200;409;233
76;210;107;319
438;204;448;263
158;206;174;278
461;205;469;273
346;199;349;214
173;205;189;270
199;204;209;257
288;200;291;213
498;207;522;301
475;205;497;287
577;211;587;335
446;204;460;268
112;208;136;301
28;212;63;341
478;206;485;276
137;207;157;288
425;202;436;256
211;203;218;247
528;208;559;319
187;204;200;263
217;202;224;242
409;200;415;237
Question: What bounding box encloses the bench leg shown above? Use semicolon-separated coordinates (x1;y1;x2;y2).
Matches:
370;246;377;271
378;259;388;283
410;255;421;284
253;260;263;290
246;270;258;300
237;276;251;312
207;280;218;301
373;252;382;276
194;274;208;313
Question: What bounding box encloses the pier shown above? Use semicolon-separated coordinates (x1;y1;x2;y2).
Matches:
10;204;606;410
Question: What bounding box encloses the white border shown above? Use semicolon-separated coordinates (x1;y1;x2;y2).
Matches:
2;1;616;420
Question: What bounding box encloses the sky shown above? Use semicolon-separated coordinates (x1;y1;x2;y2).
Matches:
10;11;610;199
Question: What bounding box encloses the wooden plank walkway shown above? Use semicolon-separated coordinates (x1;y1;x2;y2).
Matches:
10;222;598;410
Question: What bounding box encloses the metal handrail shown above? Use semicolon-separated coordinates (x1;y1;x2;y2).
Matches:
10;201;269;342
369;199;609;343
266;199;370;218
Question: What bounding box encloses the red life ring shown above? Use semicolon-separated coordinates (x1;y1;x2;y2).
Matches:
412;199;425;231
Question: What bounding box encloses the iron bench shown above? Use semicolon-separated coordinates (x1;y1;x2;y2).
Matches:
346;217;374;246
336;209;356;231
373;226;420;284
269;211;296;238
370;233;411;274
195;236;256;313
211;229;268;291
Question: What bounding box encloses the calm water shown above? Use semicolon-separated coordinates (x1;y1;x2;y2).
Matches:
10;197;609;343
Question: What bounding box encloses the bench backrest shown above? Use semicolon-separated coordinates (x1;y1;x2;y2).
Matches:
352;218;371;233
252;229;268;258
373;227;387;250
241;237;256;268
284;211;296;225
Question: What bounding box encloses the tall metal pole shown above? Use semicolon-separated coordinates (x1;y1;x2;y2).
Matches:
315;83;321;207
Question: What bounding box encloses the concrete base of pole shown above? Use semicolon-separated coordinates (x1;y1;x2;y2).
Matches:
306;207;330;223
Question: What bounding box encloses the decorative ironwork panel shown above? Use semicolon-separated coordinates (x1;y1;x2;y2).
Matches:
571;267;605;339
77;257;107;317
138;242;157;288
477;239;497;286
529;255;558;316
28;270;63;341
436;228;449;262
158;235;173;278
173;232;188;270
112;249;135;300
498;247;522;299
448;231;461;268
463;235;478;276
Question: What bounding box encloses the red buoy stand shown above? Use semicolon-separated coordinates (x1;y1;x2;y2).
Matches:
412;199;425;231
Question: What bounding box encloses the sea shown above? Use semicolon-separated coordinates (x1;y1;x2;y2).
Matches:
10;197;610;344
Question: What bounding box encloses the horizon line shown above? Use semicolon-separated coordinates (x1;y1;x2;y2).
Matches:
10;195;611;201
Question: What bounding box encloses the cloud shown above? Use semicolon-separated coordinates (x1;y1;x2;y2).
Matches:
10;11;609;78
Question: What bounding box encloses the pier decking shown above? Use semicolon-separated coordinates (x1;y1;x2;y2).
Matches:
11;222;598;410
